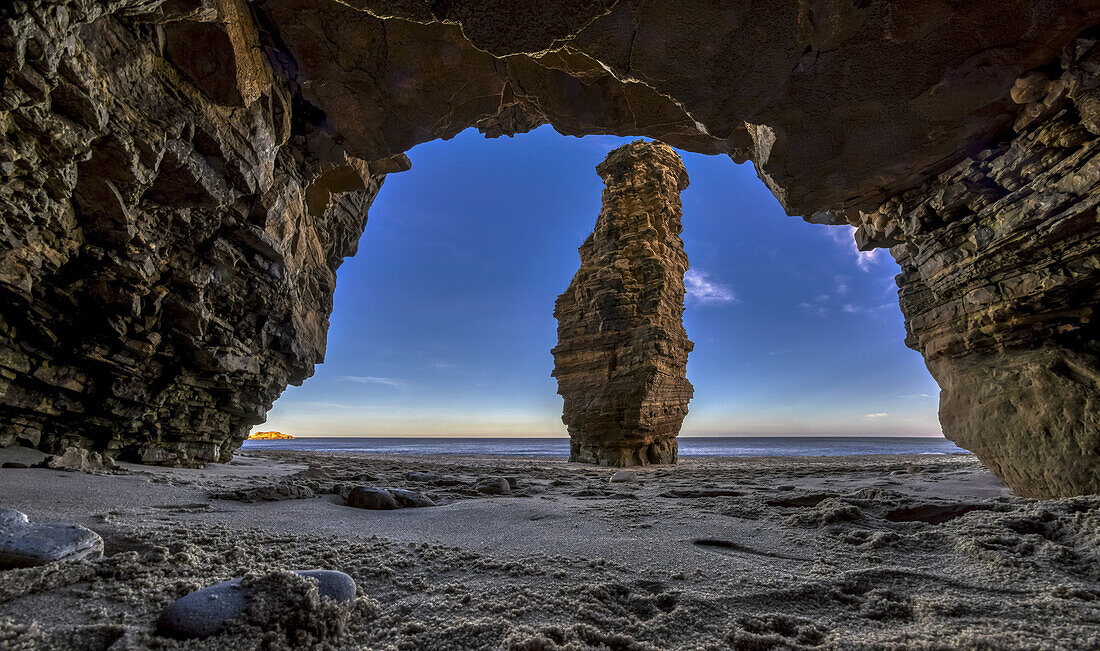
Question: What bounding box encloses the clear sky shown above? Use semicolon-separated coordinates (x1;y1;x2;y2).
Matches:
257;126;943;438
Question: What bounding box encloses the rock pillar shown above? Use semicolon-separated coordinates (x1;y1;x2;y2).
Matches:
551;141;694;467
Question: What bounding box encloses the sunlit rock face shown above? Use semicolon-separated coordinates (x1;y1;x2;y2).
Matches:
552;141;693;467
0;0;1098;494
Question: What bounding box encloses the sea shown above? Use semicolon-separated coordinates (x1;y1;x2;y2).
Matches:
240;436;968;458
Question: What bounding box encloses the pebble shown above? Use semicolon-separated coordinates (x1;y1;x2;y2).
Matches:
0;509;103;569
475;477;511;495
156;570;356;639
609;470;639;483
387;488;435;508
347;486;398;510
406;471;440;482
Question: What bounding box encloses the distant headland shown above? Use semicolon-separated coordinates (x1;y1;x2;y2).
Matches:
247;431;295;440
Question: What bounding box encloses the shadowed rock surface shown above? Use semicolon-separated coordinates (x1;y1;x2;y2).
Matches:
885;52;1100;498
0;0;408;466
0;0;1098;495
552;141;693;467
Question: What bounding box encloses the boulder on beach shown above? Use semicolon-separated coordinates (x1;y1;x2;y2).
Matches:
0;509;104;569
214;483;315;503
387;489;435;508
475;477;511;495
346;487;434;509
38;447;117;473
157;569;356;640
347;487;399;510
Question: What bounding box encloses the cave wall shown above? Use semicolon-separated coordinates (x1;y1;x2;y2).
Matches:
869;49;1100;498
0;0;1098;496
0;0;405;465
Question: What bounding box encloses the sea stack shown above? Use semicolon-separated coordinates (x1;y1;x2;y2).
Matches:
552;141;694;467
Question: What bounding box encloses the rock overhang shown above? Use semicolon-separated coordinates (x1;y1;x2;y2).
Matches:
253;0;1100;216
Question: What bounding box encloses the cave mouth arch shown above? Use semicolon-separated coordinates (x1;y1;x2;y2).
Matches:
254;127;940;447
3;0;1097;498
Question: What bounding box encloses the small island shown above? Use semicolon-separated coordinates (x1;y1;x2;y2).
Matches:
246;431;295;440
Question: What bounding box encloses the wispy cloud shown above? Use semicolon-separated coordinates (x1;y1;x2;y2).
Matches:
864;412;889;419
341;375;406;389
898;393;934;399
841;302;896;315
291;401;356;409
824;226;887;272
798;291;831;317
581;134;636;155
685;269;737;305
798;301;826;317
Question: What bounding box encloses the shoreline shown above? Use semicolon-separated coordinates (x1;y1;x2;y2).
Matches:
238;435;969;460
2;446;1097;649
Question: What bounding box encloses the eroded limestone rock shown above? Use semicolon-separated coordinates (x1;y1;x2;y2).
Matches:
860;41;1100;498
0;0;404;465
552;141;693;467
39;447;118;473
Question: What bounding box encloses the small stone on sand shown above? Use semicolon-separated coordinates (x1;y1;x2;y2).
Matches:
610;471;639;483
156;569;356;639
0;509;103;569
476;477;511;495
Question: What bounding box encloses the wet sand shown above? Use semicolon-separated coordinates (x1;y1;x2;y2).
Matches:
1;447;1098;649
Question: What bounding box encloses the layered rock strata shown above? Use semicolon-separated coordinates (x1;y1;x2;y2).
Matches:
0;0;407;465
552;141;693;467
854;44;1100;498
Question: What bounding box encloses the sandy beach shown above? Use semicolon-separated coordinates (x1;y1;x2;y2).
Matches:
1;447;1098;650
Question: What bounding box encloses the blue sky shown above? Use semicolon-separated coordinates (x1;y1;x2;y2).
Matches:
257;126;942;438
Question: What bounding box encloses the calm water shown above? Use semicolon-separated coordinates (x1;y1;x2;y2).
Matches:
241;436;968;458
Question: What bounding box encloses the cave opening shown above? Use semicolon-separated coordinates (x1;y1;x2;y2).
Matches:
253;126;941;449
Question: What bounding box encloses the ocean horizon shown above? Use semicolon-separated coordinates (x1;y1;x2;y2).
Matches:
241;435;969;458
